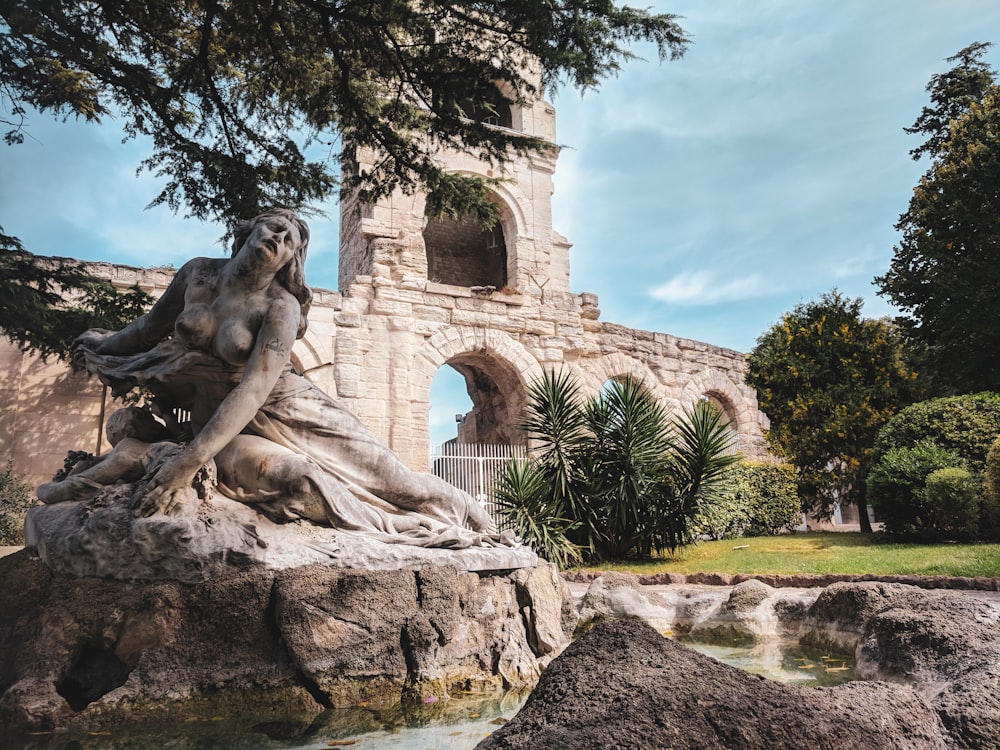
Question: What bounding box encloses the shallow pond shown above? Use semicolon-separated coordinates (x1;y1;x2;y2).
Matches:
10;638;856;750
680;637;857;688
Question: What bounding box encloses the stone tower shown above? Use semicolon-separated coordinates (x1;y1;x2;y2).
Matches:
328;81;770;466
338;80;570;300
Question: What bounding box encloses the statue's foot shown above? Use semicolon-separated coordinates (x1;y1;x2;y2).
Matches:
36;476;102;504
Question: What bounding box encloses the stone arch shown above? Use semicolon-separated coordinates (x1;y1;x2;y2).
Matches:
569;353;670;406
410;175;529;238
484;180;529;239
413;327;543;445
421;177;527;290
680;370;752;448
290;329;328;374
680;370;745;413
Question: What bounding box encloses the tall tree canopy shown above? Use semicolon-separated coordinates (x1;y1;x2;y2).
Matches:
745;291;920;530
876;43;1000;394
1;0;688;225
903;42;996;161
1;1;688;360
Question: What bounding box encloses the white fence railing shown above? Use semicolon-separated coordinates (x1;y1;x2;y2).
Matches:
431;442;526;527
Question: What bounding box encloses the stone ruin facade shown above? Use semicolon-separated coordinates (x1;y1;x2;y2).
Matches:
0;83;769;490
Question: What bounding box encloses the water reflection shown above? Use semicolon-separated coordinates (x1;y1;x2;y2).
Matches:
8;639;855;750
680;637;857;687
6;691;529;750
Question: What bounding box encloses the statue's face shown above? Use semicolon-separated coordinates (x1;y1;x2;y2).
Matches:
246;214;301;270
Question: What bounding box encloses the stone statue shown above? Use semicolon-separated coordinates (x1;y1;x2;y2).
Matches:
52;209;511;550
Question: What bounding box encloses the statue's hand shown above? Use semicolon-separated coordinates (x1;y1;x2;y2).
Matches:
72;328;115;354
135;454;200;517
72;329;116;371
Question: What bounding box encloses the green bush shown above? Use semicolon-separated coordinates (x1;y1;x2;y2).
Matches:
869;393;1000;540
867;440;967;539
0;463;35;545
695;461;800;539
872;392;1000;473
984;435;1000;536
692;485;751;540
922;467;980;541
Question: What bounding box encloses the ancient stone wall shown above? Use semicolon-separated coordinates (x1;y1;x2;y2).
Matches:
0;260;768;489
0;86;770;489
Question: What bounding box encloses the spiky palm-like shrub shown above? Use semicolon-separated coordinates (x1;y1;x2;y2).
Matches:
493;457;583;569
497;371;738;564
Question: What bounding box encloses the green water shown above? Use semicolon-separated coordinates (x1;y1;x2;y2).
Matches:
9;639;856;749
681;638;857;688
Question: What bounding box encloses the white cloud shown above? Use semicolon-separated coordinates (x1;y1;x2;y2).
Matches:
649;271;771;305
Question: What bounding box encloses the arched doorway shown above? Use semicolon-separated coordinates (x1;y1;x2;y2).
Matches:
701;392;740;454
432;352;526;448
428;351;528;509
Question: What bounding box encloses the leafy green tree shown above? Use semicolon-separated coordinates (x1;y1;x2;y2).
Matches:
0;462;34;545
745;291;919;531
495;370;736;565
876;43;1000;394
1;1;688;358
1;0;689;225
1;231;152;360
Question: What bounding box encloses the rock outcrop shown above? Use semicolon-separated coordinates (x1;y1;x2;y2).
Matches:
24;490;536;582
0;551;574;734
477;617;950;750
486;580;1000;750
575;574;817;643
806;582;1000;750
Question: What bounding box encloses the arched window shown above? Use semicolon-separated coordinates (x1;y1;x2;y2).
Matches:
423;204;508;288
465;87;513;129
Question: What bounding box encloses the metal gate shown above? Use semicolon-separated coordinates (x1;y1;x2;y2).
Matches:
431;442;526;526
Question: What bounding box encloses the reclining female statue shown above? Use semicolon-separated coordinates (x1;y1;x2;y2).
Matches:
65;209;508;549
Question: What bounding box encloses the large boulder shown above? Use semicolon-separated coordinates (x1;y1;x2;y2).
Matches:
807;582;1000;750
477;617;949;750
0;551;573;735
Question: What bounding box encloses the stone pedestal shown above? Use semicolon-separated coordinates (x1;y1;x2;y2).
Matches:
24;489;537;582
2;491;572;734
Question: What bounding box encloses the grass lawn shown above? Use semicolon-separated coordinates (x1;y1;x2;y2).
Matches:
574;532;1000;578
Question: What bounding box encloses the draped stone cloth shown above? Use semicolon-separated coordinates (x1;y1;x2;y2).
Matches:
80;341;514;549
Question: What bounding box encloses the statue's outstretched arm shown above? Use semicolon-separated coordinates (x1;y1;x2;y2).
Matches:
135;296;300;516
75;259;198;356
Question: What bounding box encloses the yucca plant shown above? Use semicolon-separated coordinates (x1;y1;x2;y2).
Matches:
653;399;740;553
493;457;583;569
518;369;600;554
585;377;674;559
497;370;739;565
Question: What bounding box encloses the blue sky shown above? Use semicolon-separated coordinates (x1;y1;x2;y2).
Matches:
3;1;1000;447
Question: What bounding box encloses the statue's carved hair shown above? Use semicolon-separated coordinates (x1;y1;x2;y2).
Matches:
232;209;312;339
